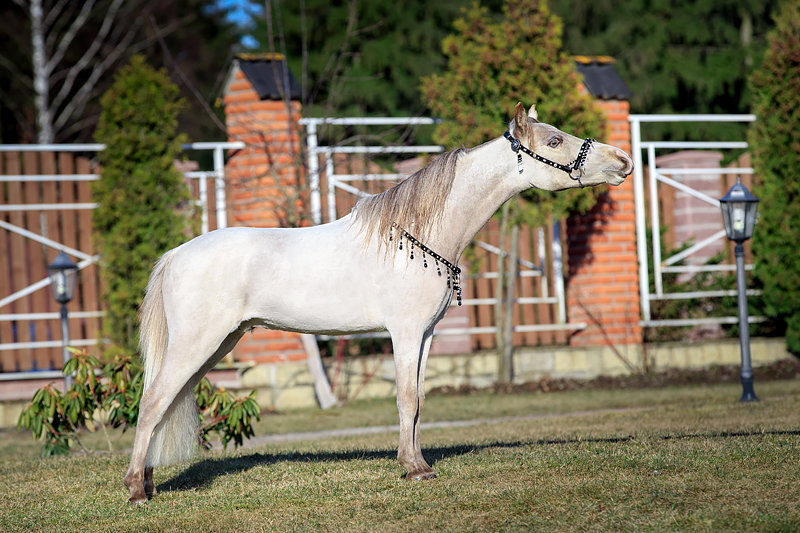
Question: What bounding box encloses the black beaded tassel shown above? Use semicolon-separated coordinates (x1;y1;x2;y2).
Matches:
452;267;463;306
392;224;462;305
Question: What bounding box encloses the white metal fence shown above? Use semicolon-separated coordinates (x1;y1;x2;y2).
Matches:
0;142;242;373
299;117;582;342
629;114;763;328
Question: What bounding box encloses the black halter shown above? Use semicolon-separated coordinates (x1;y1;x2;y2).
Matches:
503;130;596;188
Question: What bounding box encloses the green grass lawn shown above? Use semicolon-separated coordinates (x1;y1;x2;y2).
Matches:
2;379;798;532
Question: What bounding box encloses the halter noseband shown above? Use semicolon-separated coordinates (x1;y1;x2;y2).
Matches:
503;130;596;188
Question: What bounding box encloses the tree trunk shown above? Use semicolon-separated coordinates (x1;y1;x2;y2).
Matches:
301;334;338;409
495;202;509;375
30;0;54;144
501;223;519;384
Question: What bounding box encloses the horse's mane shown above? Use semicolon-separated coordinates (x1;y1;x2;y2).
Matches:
353;147;464;249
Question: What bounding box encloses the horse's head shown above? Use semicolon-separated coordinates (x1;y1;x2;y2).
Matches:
507;102;633;190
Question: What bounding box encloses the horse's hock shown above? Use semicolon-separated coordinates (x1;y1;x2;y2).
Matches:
217;54;642;393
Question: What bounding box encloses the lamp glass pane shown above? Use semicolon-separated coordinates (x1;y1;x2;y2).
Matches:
64;269;77;301
49;268;77;303
732;204;746;234
721;203;734;240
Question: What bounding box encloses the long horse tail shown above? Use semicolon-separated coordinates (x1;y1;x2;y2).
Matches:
139;249;198;467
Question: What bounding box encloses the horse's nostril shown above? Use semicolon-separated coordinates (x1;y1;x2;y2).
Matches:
616;150;633;175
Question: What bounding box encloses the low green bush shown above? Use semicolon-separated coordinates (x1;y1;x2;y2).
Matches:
17;348;260;457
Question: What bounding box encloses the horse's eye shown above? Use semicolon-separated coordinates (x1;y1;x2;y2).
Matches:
547;137;562;149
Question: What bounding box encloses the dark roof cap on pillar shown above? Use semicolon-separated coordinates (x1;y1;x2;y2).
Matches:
574;56;632;100
233;53;302;101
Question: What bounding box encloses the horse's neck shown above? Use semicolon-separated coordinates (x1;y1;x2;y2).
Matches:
430;137;523;261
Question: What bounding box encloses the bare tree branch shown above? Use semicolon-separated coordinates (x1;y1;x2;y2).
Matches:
42;0;70;30
148;15;227;134
71;11;191;102
45;0;96;74
59;112;101;140
53;21;145;133
51;0;124;112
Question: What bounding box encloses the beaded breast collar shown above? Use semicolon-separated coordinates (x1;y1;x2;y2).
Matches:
389;223;462;306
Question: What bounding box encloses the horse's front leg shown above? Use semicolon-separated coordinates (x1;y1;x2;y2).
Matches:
413;331;435;479
392;328;436;480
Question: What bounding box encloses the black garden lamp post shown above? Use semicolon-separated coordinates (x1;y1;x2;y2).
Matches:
47;252;78;389
719;178;759;402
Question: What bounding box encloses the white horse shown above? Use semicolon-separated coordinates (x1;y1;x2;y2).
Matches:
123;103;633;503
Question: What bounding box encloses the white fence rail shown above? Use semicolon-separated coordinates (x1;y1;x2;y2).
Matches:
0;142;243;369
629;114;764;328
300;117;584;341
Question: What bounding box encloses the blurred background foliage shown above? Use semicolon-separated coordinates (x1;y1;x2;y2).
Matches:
0;0;782;144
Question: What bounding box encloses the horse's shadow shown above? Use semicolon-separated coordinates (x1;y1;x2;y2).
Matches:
157;433;631;494
158;428;800;494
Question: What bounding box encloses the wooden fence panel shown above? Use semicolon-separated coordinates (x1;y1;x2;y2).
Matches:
58;153;84;363
75;155;103;347
0;153;20;371
0;151;104;373
8;154;35;370
30;152;60;370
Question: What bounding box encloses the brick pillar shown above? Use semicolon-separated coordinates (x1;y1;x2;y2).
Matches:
222;55;307;364
565;99;642;347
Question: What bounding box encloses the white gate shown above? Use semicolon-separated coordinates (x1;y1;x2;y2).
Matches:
0;142;242;375
629;114;763;328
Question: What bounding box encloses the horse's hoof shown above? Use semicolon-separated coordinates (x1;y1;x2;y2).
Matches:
128;495;148;505
406;470;437;481
127;485;149;505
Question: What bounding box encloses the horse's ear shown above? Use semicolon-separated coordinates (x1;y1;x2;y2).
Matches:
528;104;539;121
514;102;528;135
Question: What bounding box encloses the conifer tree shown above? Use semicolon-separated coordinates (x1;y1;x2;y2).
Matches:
420;0;606;226
93;55;192;352
421;0;607;381
749;1;800;354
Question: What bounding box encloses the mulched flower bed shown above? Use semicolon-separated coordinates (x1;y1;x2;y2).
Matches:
429;357;800;396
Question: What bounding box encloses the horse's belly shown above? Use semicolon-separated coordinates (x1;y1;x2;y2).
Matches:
167;224;448;337
244;269;386;335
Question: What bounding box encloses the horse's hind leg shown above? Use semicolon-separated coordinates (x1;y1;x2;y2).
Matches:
124;384;169;503
123;377;186;503
392;327;436;480
123;353;204;504
124;326;244;503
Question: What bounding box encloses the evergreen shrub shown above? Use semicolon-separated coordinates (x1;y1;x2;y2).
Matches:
749;1;800;354
93;55;193;352
420;0;607;226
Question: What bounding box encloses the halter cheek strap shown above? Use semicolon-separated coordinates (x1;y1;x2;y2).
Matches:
503;131;596;188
